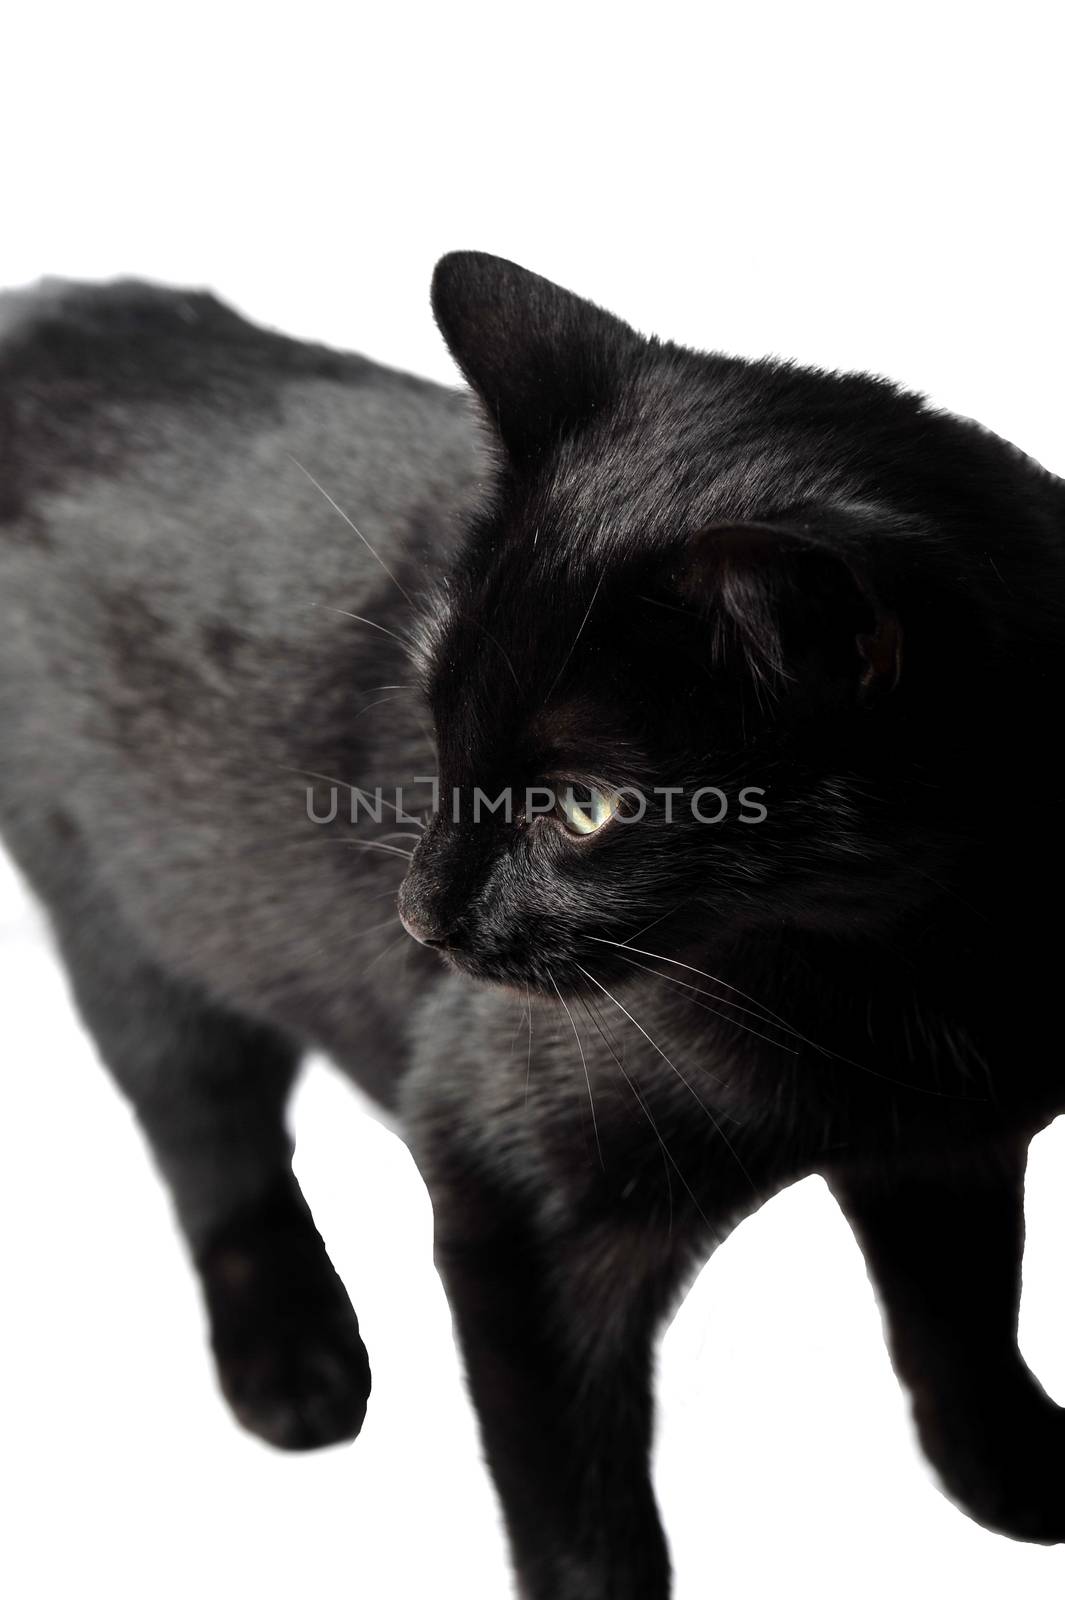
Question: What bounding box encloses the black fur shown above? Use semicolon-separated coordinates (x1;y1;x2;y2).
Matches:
1;255;1063;1596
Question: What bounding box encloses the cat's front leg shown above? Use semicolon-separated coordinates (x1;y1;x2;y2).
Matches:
50;896;370;1451
829;1138;1065;1544
418;1136;707;1600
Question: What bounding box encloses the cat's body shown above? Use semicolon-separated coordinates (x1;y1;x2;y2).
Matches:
2;259;1063;1596
0;282;473;1098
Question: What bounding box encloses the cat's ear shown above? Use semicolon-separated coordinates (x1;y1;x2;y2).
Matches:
431;252;642;465
671;522;902;704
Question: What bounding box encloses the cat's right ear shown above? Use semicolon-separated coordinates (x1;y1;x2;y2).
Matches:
431;252;642;466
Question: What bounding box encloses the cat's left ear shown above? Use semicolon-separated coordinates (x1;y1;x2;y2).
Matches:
431;252;643;465
671;521;902;705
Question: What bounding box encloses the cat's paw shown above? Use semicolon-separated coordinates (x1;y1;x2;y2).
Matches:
918;1371;1065;1544
212;1306;371;1451
197;1182;371;1451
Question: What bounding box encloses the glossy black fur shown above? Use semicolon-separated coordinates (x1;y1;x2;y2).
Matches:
1;257;1063;1596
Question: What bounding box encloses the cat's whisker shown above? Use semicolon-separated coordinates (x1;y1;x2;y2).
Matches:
579;995;723;1237
586;935;810;1045
259;835;412;854
343;914;402;945
618;901;688;948
544;572;604;702
361;929;409;976
338;839;415;860
574;964;758;1195
508;991;532;1066
524;984;535;1110
290;457;414;606
307;601;414;653
216;831;414;865
352;688;416;723
574;965;724;1091
459;612;523;691
614;954;799;1055
236;832;415;857
550;975;605;1170
594;940;973;1099
282;766;425;828
254;833;414;860
577;995;673;1226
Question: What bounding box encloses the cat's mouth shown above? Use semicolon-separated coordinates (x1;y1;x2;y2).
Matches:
395;854;642;999
400;921;555;992
396;913;621;1003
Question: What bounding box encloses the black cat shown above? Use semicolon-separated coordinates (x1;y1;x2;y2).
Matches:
1;254;1062;1597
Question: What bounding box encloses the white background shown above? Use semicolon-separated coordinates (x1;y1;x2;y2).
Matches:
2;5;1063;1596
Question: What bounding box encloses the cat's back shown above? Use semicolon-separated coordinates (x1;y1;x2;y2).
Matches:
0;278;482;768
0;276;480;562
0;282;481;1034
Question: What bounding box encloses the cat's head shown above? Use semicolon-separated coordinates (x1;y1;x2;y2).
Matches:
397;252;970;997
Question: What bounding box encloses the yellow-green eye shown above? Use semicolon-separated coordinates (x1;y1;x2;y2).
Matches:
556;783;621;836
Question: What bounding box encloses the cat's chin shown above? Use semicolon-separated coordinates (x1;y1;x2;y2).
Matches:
430;942;585;1001
428;934;604;998
435;948;544;995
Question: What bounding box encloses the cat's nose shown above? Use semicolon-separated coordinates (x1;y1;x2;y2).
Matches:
397;876;454;947
398;904;450;947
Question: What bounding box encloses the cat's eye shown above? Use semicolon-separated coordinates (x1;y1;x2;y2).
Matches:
555;783;621;837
